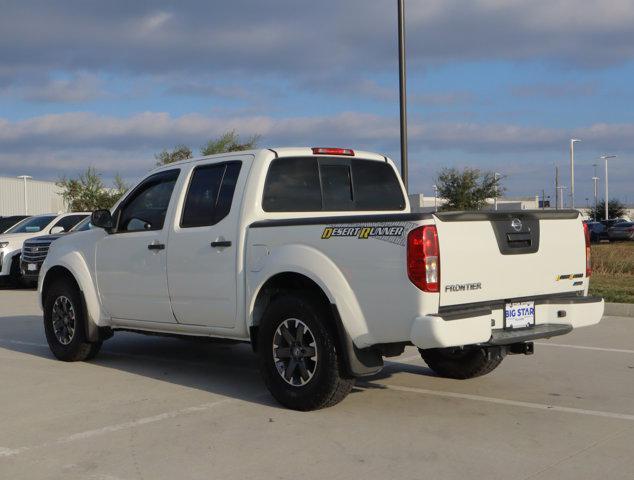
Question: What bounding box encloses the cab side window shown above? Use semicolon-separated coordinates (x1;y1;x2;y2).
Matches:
117;170;179;232
181;162;242;228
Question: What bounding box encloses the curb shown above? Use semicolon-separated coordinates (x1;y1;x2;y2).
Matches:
605;303;634;317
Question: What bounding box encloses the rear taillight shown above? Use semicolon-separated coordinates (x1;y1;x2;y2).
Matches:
311;147;355;156
583;223;591;277
407;225;440;292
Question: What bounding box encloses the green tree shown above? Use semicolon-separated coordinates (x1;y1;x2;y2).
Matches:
154;144;193;166
200;130;260;156
57;167;129;211
587;199;626;221
435;167;503;211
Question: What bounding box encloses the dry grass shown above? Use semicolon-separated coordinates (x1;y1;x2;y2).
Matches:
591;242;634;276
589;242;634;303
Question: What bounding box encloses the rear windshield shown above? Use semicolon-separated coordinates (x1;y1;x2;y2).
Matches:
5;215;56;234
262;157;405;212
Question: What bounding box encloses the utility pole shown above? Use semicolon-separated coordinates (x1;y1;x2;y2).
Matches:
600;154;617;220
433;184;438;212
494;172;501;210
397;0;408;192
592;163;599;221
555;166;560;210
569;138;581;208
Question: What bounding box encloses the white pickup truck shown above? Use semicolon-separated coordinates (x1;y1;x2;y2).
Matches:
39;147;604;410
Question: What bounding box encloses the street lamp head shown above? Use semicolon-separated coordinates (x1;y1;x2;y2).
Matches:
17;175;33;180
600;154;617;160
571;138;581;144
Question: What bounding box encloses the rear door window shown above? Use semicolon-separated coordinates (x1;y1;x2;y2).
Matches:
181;162;242;228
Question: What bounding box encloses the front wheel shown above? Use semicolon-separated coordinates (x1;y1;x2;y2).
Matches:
419;346;504;379
43;279;102;361
258;295;354;411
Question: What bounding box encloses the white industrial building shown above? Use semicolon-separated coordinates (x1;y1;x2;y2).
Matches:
0;176;66;216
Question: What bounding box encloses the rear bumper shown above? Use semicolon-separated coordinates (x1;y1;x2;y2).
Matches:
410;295;604;350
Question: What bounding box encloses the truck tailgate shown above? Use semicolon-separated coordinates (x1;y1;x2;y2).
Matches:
434;211;586;307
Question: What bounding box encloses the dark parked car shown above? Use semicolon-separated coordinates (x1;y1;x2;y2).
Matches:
0;216;30;234
20;217;92;286
584;221;609;243
601;218;627;229
607;222;634;241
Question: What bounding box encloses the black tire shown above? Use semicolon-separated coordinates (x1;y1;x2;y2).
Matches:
43;279;102;361
8;256;29;288
419;346;504;379
258;294;354;411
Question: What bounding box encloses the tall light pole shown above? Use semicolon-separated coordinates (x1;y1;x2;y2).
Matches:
433;184;438;212
17;175;32;215
555;165;560;209
591;177;599;218
591;163;599;220
569;138;581;209
397;0;408;192
600;154;617;220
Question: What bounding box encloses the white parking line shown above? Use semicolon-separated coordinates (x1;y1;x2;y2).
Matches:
361;383;634;421
0;339;46;348
0;397;235;458
536;342;634;354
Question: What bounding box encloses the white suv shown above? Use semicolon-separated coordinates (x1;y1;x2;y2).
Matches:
0;213;88;286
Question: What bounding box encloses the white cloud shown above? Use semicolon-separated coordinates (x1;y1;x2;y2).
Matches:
2;110;634;160
139;11;172;34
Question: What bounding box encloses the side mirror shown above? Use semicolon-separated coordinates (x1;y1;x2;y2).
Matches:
91;210;115;231
49;226;65;235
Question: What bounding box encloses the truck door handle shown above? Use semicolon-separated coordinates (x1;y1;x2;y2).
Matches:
210;240;232;248
147;243;165;250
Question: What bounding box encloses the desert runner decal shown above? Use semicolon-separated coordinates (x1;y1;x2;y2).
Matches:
556;273;584;281
320;222;417;246
322;225;404;239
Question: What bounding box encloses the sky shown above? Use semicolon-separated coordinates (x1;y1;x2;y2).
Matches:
1;0;633;206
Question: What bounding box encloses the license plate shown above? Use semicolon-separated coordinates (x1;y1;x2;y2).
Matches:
504;301;535;329
27;263;38;272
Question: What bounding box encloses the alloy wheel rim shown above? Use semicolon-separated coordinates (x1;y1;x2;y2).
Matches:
51;296;76;345
272;318;318;387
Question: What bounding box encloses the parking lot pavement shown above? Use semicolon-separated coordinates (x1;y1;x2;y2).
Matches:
0;289;632;480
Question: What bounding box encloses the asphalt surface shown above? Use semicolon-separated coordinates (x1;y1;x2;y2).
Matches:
0;288;633;480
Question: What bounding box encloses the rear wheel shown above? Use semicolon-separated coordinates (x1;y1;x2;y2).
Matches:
43;279;102;361
258;294;354;410
419;346;504;379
